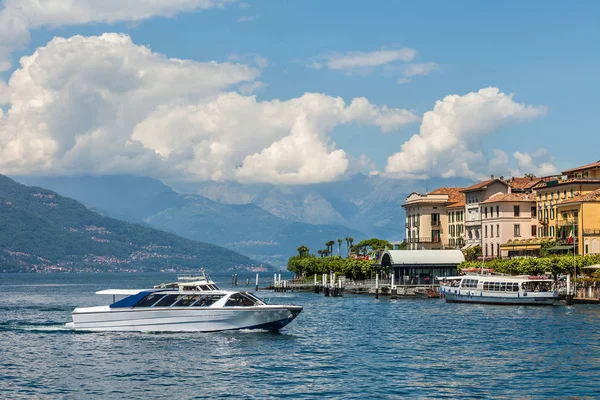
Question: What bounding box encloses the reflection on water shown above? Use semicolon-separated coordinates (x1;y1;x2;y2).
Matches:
1;273;600;399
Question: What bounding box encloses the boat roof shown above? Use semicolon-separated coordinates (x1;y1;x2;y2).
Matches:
440;275;553;282
96;289;153;296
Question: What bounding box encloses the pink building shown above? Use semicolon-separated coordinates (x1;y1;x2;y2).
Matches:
480;193;537;258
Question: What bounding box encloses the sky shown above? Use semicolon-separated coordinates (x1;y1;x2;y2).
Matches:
0;0;598;185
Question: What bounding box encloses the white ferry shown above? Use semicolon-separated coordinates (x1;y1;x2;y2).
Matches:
65;274;302;332
439;275;558;306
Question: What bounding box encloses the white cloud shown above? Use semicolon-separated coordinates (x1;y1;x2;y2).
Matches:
396;78;412;85
312;48;416;72
402;62;438;77
513;149;557;176
385;87;548;179
238;81;268;95
237;15;259;22
0;34;417;184
0;0;237;71
228;53;268;69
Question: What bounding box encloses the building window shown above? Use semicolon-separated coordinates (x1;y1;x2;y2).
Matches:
490;225;494;237
475;229;480;239
531;225;537;236
531;207;536;218
497;243;500;257
538;227;543;237
570;189;574;197
514;205;520;217
485;225;488;238
468;230;473;239
545;193;548;200
562;212;568;219
485;244;488;257
550;226;554;237
550;208;554;220
563;190;567;199
514;224;521;237
574;211;579;218
484;207;488;218
544;209;548;219
496;206;499;217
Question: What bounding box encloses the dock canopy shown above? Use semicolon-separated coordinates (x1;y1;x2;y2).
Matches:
378;250;465;285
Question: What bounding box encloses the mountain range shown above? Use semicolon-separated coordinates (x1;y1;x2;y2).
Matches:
18;174;471;266
0;175;256;273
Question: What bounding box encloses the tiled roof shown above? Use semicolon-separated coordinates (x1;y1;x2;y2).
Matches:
480;192;536;204
428;187;465;206
557;189;600;205
562;160;600;175
507;177;542;190
460;179;497;192
533;177;600;189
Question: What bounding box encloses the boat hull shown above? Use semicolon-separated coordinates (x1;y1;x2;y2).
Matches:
442;290;557;306
66;305;303;332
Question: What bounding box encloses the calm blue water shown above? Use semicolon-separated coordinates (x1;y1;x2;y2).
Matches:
1;273;600;399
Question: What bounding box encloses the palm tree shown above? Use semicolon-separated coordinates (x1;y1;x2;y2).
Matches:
337;238;343;256
326;240;335;256
346;237;354;257
296;245;309;258
317;249;323;258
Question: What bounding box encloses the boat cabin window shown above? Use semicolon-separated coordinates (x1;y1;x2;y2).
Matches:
172;295;200;307
191;294;224;307
153;294;179;307
461;279;479;289
483;282;521;292
134;293;164;307
521;281;552;292
225;293;258;307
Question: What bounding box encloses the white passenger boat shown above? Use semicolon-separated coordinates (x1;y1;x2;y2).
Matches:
439;275;558;306
66;279;302;332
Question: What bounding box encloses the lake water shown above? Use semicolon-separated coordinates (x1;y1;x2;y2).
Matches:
1;273;600;399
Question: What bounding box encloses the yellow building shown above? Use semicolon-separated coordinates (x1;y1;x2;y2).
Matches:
533;161;600;241
555;189;600;255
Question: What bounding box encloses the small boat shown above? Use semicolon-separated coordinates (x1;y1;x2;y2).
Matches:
66;276;303;332
439;275;558;306
414;287;439;298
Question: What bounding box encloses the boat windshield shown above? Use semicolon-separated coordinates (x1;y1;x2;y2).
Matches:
224;293;260;307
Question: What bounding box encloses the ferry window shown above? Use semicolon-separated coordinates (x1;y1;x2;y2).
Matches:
134;293;163;307
192;294;224;307
153;294;179;307
500;282;506;291
173;295;199;307
494;282;500;291
483;282;489;291
513;283;519;292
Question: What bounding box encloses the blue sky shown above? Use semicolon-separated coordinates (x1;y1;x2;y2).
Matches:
0;0;598;183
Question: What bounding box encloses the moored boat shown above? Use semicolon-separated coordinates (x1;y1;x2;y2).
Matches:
439;275;558;305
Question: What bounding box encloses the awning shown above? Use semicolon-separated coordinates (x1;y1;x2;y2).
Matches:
500;244;542;251
547;245;576;251
582;264;600;270
461;243;475;250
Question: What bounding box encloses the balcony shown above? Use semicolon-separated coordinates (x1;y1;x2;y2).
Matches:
557;219;578;227
465;219;482;227
431;220;441;228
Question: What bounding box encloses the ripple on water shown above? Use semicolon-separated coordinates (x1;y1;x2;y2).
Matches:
2;273;600;399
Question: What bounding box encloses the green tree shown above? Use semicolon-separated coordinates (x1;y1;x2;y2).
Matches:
337;238;343;256
296;245;309;258
345;236;354;257
326;240;335;255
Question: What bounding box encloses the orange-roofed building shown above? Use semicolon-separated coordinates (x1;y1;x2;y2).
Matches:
554;188;600;255
402;187;465;250
480;193;538;258
533;161;600;243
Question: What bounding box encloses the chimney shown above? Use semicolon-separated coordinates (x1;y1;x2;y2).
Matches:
491;174;494;179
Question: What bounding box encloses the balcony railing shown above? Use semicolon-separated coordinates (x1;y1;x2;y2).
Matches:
557;219;578;227
431;220;441;228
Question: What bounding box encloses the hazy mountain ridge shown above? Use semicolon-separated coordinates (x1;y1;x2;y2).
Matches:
0;175;257;273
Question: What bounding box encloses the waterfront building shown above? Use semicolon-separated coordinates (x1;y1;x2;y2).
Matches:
461;178;510;249
403;188;464;250
446;199;466;249
379;249;465;285
554;188;600;255
480;193;537;258
460;176;542;251
533;161;600;241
